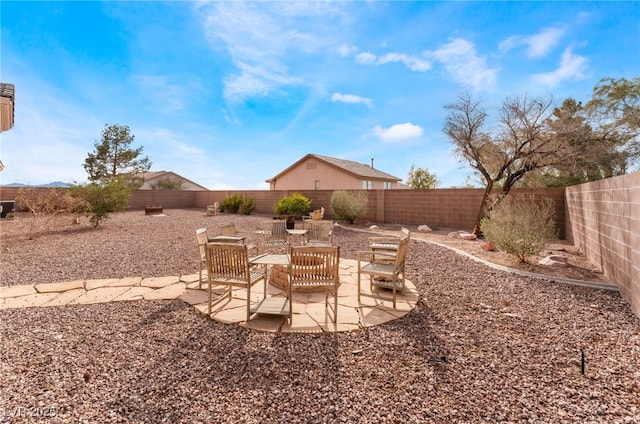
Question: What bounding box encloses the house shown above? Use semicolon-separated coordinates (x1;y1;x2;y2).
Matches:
139;171;208;191
0;83;15;172
266;154;404;190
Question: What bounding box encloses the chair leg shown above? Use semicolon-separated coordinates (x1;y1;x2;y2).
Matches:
357;267;361;302
208;280;212;315
246;284;251;322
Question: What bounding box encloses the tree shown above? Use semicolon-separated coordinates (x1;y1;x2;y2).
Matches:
443;93;573;235
586;77;640;173
84;124;151;187
407;165;439;189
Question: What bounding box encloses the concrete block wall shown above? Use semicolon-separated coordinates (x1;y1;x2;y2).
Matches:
565;171;640;317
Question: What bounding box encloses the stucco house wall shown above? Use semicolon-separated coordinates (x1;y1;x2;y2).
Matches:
267;154;402;190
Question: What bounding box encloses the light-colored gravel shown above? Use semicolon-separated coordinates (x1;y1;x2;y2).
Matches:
1;209;639;423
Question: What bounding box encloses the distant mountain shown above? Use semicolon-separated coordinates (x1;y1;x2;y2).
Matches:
2;181;71;188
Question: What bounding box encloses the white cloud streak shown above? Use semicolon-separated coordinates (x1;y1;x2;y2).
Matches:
428;38;497;91
355;51;431;71
196;2;342;105
500;26;566;58
331;93;372;108
372;122;423;142
533;46;589;86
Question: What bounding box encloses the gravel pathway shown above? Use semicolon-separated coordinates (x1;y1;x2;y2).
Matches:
1;209;639;423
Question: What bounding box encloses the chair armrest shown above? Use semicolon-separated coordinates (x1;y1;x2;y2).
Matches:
357;250;397;261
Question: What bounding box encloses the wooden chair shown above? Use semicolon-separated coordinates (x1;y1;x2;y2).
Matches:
304;220;334;246
259;220;289;254
303;206;325;223
368;227;410;262
219;220;238;235
195;228;210;289
205;242;265;321
288;245;340;324
357;234;410;309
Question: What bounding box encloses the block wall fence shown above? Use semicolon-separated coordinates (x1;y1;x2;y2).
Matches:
2;180;638;317
565;172;640;318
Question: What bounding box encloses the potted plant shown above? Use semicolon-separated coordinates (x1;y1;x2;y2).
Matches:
274;193;311;229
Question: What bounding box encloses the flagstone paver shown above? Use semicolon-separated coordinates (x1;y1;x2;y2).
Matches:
35;280;84;293
0;259;417;333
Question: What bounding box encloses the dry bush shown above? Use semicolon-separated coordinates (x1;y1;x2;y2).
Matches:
15;188;91;239
480;195;558;263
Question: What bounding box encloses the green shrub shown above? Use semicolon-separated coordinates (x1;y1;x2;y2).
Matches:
70;178;131;227
219;194;242;213
480;195;558;263
331;190;368;224
238;195;255;215
219;194;254;215
274;193;311;218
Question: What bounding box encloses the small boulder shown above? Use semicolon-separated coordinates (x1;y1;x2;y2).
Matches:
481;242;495;251
369;225;379;229
417;225;432;232
448;231;460;238
538;255;569;267
459;232;477;240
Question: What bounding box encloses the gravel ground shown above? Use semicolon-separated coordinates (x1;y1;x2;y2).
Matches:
1;209;639;423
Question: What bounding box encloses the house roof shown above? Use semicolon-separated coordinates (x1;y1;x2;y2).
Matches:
266;154;402;183
141;171;208;190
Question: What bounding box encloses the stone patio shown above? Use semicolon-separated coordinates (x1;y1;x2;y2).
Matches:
0;259;418;333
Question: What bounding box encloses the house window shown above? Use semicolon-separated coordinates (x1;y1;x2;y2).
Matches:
306;162;317;169
362;180;373;190
315;180;320;190
383;181;392;190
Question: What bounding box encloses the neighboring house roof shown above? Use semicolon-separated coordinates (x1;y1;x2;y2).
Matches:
266;154;402;183
0;83;15;133
140;171;208;190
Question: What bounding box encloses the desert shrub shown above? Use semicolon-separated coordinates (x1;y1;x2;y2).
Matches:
70;179;131;227
274;193;311;218
15;188;91;239
238;195;255;215
480;195;558;263
331;190;368;224
219;194;254;214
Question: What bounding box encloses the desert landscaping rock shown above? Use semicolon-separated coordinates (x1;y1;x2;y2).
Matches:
1;209;638;422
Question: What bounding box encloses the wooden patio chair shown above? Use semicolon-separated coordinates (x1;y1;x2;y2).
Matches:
368;227;410;263
259;220;289;254
205;242;266;321
288;245;340;324
304;220;334;246
357;235;410;309
195;228;209;289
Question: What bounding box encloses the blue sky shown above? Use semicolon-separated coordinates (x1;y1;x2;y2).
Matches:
1;1;638;189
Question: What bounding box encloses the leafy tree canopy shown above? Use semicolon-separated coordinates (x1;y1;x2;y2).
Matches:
407;165;439;189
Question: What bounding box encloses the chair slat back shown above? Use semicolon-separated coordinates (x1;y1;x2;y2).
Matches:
262;220;287;241
290;246;340;283
306;220;333;244
205;242;249;279
196;228;208;259
393;236;410;271
220;221;238;235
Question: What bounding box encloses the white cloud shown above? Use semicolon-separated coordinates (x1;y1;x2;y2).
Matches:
533;46;588;86
429;38;497;91
196;2;342;104
372;122;423;142
355;52;377;65
130;74;201;113
331;93;372;108
355;51;431;71
500;26;566;58
337;43;358;57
